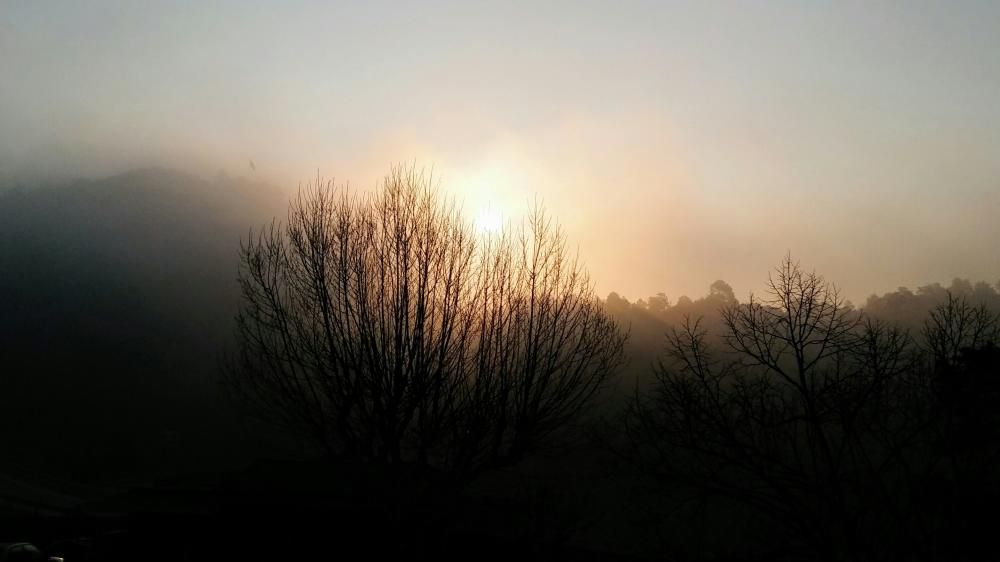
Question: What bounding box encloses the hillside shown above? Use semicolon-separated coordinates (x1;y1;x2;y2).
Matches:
0;168;286;483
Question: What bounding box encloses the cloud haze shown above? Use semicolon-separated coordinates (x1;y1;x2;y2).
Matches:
2;0;999;301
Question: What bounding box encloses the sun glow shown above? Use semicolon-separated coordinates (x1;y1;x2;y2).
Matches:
462;159;518;235
474;206;504;234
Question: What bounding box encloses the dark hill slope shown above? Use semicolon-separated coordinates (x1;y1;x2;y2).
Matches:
0;168;286;483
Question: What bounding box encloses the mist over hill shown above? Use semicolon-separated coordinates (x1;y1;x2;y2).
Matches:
1;166;999;560
0;168;286;482
2;166;998;485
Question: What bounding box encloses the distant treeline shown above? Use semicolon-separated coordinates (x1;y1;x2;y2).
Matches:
607;276;1000;330
604;277;1000;382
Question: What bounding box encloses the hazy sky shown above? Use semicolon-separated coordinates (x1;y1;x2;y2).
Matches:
2;1;999;302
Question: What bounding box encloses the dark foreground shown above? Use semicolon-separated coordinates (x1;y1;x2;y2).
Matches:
2;458;647;562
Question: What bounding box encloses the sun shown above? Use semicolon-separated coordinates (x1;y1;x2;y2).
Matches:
474;206;504;234
461;157;524;235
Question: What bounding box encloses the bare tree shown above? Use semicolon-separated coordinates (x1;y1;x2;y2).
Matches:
923;291;1000;369
920;293;1000;556
227;165;625;476
624;255;930;560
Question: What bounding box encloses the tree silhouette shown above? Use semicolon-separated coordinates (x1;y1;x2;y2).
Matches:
923;292;1000;369
624;255;933;560
227;165;626;476
708;279;735;303
920;292;1000;556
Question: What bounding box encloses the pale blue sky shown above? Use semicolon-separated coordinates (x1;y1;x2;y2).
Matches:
2;1;999;301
